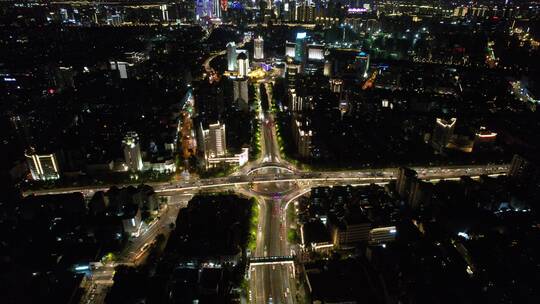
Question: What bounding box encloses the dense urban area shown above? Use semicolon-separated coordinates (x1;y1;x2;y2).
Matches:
0;0;539;303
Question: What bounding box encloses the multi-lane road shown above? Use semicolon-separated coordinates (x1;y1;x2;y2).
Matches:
248;85;298;303
21;81;508;304
30;48;507;304
27;164;509;199
79;194;192;304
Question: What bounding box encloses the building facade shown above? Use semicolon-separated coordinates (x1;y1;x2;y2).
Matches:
227;42;237;71
203;122;227;158
431;117;457;152
233;78;249;111
254;36;264;60
396;167;418;199
237;52;249;78
122;132;144;172
26;150;60;180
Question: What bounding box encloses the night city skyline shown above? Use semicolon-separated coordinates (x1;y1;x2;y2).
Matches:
1;1;539;304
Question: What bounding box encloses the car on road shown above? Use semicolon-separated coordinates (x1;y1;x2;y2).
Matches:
141;242;151;252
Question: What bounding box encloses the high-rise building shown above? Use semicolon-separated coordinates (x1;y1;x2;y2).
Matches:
227;42;237;71
25;149;60;180
295;3;315;23
203;122;227;157
323;60;333;77
122;132;143;172
199;122;248;168
289;89;313;112
196;0;213;18
213;0;222;18
233;78;249;111
237;52;249;78
508;154;534;181
285;41;296;58
453;6;468;17
369;226;397;245
292;117;312;158
60;8;69;22
396;167;417;199
254;36;264;60
408;179;434;210
288;89;298;111
110;61;133;79
329;78;343;93
431;118;457;152
160;4;169;21
109;12;122;25
286;60;301;88
54;66;75;91
295;32;308;63
331;221;371;247
10;115;34;150
307;44;324;61
355;51;370;78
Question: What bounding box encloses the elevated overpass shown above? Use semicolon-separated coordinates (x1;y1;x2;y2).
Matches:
249;256;295;266
24;164;510;197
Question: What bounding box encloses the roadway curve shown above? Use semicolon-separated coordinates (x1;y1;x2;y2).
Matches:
28;43;510;304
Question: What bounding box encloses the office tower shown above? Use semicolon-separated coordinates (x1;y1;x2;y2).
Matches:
54;66;75;91
266;0;272;11
292;117;312;158
117;62;129;79
160;4;169;21
355;51;370;78
196;0;214;18
25;149;60;180
220;0;228;13
10;115;34;150
365;19;380;34
285;41;296;57
254;36;264;60
109;12;122;25
60;8;69;22
288;89;298;111
202;122;227;157
283;0;291;21
286;60;301;88
110;61;132;79
237;52;249;77
296;3;315;22
123;132;144;172
199;122;248;168
369;226;397;245
329;78;343;93
298;93;314;112
453;6;468;17
289;89;313;112
431;118;457;152
396;167;417;199
332;220;371;247
324;60;333;77
227;42;237;71
295;32;307;62
213;0;222;18
408;179;434;210
233;78;249;111
307;44;324;61
508;154;535;181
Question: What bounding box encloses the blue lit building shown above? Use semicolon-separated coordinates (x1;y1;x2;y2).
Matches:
294;32;307;63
